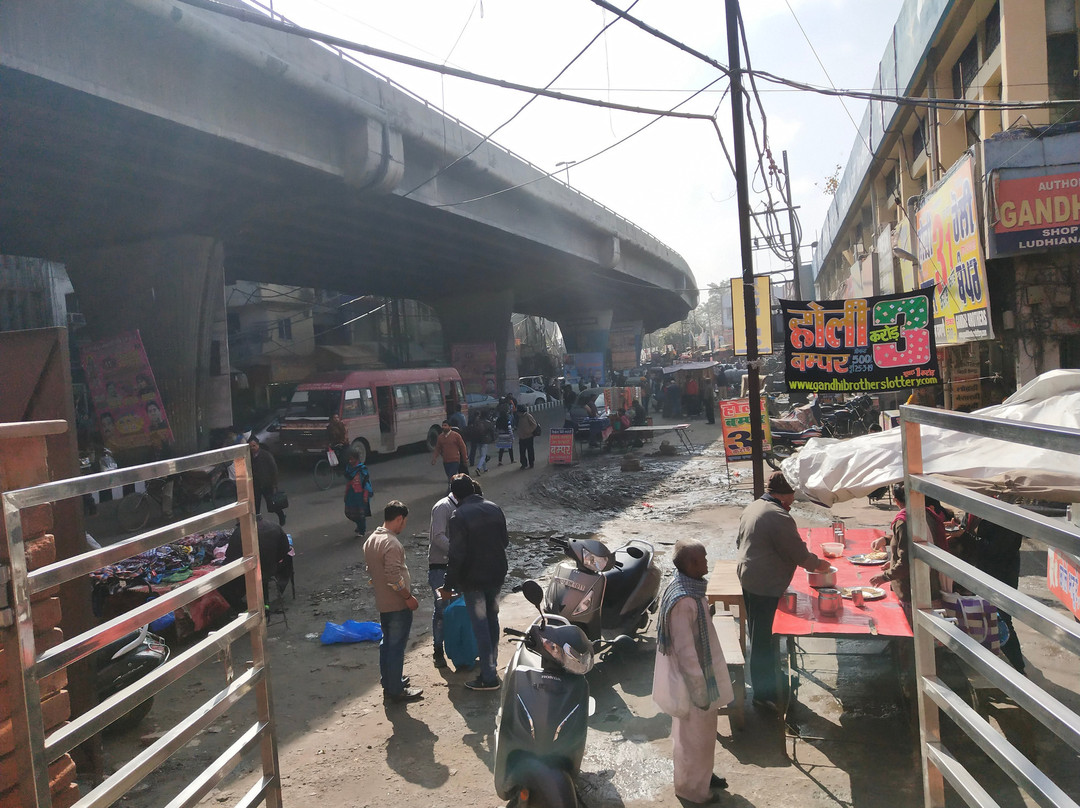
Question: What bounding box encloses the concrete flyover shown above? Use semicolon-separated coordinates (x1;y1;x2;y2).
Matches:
0;0;696;448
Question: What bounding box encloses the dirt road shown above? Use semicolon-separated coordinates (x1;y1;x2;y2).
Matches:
94;410;1079;807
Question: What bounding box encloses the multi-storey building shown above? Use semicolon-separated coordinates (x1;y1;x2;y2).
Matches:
813;0;1080;408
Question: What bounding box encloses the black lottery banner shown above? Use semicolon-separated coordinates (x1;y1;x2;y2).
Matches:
781;288;940;393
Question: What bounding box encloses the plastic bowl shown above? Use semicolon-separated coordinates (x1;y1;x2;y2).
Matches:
821;542;844;558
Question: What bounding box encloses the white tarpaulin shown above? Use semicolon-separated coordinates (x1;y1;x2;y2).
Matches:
783;369;1080;506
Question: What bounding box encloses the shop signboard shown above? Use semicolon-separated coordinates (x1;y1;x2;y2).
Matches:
1048;547;1080;621
990;169;1080;257
730;276;773;355
609;321;643;370
450;343;497;396
719;398;771;460
80;330;174;451
548;428;575;465
916;153;994;345
780;289;941;394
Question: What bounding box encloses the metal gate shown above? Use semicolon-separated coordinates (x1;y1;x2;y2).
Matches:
2;443;282;807
901;404;1080;808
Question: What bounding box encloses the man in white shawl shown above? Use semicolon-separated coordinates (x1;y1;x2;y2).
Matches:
653;539;734;805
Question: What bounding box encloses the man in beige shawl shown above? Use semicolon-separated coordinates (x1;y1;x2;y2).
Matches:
653;540;734;805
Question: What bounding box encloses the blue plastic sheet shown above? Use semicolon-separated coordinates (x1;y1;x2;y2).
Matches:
319;619;383;644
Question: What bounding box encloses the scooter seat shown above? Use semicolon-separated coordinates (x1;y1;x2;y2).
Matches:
601;544;650;616
94;630;144;668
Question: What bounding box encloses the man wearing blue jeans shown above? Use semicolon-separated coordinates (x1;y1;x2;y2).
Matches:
363;501;423;702
427;486;462;669
445;475;509;690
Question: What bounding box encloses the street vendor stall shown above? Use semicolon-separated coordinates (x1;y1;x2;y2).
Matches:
772;527;914;722
91;530;236;637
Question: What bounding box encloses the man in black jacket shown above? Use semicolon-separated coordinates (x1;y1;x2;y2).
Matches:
249;437;285;526
445;475;509;690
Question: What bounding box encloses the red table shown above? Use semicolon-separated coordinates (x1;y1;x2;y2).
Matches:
772;527;914;639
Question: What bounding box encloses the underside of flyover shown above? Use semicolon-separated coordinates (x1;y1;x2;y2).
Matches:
0;68;688;330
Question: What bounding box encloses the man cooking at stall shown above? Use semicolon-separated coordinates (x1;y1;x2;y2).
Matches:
735;471;831;714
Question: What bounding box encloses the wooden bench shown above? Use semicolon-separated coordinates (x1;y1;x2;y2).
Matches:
714;610;746;732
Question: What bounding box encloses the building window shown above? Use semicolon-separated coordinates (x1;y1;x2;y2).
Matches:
1046;0;1079;108
966;112;982;147
912;116;926;156
952;36;979;98
277;318;292;340
985;1;1001;55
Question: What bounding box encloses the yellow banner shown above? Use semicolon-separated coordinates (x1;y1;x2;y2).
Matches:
730;276;773;355
915;153;994;345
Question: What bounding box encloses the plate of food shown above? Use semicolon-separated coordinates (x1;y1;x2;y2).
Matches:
840;586;887;601
848;551;888;565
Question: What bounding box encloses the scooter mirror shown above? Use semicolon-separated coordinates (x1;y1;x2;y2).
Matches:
521;580;544;610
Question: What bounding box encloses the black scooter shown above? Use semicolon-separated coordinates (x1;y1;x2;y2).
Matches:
494;581;594;807
545;537;661;654
96;625;170;730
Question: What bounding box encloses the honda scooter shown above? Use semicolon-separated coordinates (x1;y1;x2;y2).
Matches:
494;581;594;807
545;537;660;653
96;625;170;730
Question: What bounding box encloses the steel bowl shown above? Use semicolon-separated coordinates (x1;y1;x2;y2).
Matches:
807;565;837;588
817;587;842;615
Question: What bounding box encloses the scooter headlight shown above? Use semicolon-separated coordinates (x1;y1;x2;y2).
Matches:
541;637;594;676
580;548;606;573
570;589;594;617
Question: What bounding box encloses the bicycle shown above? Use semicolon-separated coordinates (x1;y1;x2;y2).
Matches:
313;445;345;491
117;465;224;532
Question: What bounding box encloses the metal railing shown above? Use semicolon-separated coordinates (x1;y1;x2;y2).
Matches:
1;443;281;807
900;404;1080;808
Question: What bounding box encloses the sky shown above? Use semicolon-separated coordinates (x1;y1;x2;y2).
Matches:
267;0;906;299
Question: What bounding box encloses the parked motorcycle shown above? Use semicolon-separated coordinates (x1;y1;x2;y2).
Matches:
96;625;170;731
545;537;660;654
494;581;594;807
765;425;824;470
814;393;878;437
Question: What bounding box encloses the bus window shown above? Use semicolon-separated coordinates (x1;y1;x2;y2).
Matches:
454;380;465;401
425;382;442;404
393;385;410;410
360;388;374;414
286;389;340;419
408;383;429;407
343;388;364;418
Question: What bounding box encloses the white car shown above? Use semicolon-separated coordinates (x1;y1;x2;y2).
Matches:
516;385;550;407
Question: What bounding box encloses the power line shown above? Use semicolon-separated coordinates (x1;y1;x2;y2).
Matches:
402;0;643;198
783;0;872;157
177;0;714;121
427;75;725;209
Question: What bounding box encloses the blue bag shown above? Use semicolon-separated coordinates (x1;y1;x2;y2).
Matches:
319;619;383;645
442;596;479;669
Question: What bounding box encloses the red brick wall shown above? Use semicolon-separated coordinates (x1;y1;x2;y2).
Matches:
1;441;80;806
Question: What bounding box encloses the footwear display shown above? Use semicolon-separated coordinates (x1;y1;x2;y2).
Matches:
464;676;501;691
386;686;424;703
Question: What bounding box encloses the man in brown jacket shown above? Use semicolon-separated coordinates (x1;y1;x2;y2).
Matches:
431;420;469;490
736;472;830;713
363;500;422;702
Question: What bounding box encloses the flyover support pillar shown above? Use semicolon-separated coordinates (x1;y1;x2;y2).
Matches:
433;289;517;396
558;310;613;385
66;236;228;454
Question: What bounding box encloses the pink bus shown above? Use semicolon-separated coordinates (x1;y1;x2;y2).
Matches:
277;368;466;463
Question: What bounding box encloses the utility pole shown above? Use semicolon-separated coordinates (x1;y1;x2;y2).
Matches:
783;150;802;301
726;0;764;497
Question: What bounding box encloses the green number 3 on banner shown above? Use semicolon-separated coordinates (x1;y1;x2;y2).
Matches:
872;295;932;369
